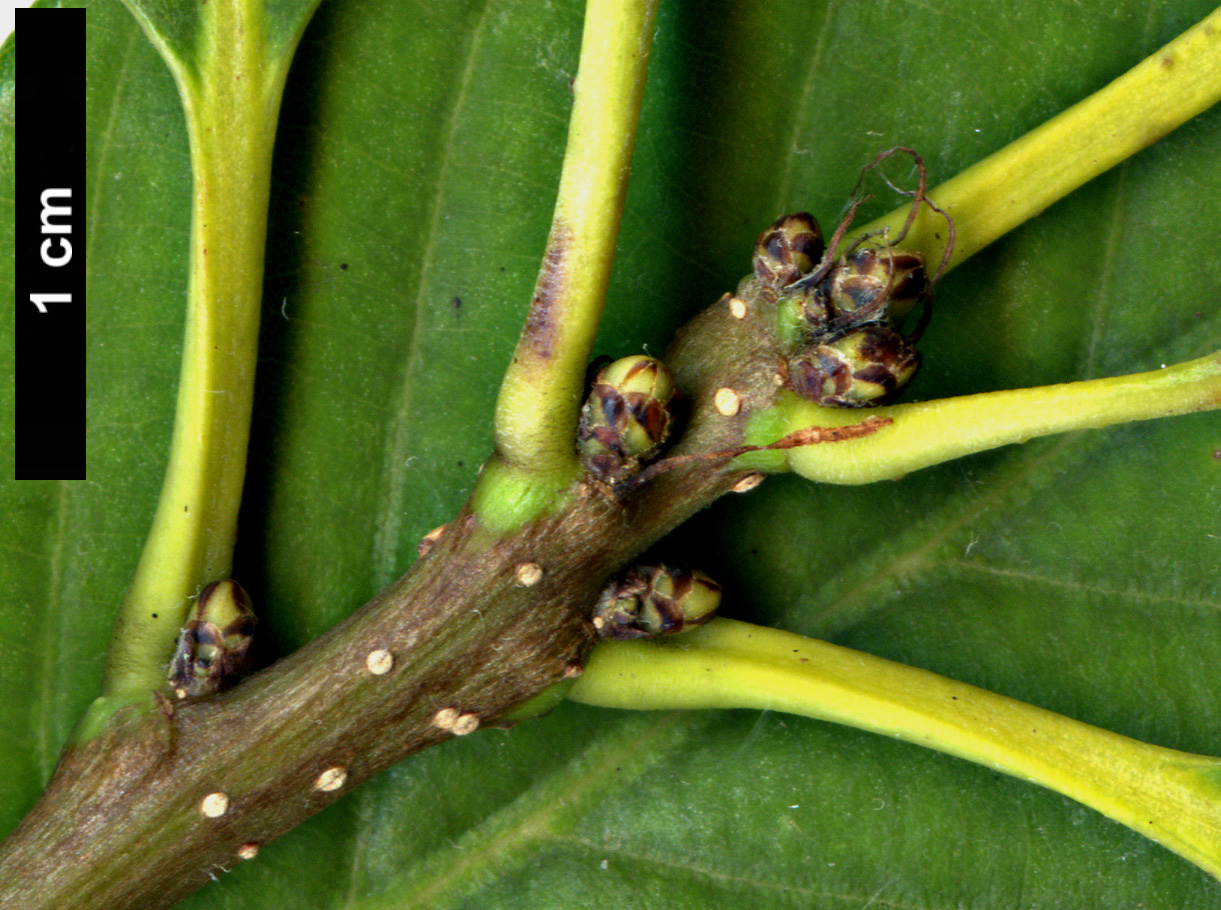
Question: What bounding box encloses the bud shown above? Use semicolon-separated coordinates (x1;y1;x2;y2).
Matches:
823;240;928;326
788;326;921;407
775;283;833;348
593;565;721;639
168;579;256;698
578;355;676;483
754;213;824;287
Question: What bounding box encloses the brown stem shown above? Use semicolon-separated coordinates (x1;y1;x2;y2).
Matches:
0;292;779;910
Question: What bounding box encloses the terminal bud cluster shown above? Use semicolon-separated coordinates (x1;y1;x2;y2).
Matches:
759;149;950;408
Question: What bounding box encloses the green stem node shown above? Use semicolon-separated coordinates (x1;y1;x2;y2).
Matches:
569;618;1221;878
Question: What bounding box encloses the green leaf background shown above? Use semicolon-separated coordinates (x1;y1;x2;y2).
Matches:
2;0;1220;906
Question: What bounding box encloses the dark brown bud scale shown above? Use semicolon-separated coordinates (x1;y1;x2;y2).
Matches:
168;580;256;699
789;327;921;407
593;565;721;639
763;151;953;408
578;355;676;483
754;213;825;287
824;242;928;327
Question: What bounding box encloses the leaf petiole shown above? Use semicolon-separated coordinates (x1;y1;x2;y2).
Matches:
848;5;1221;274
479;0;659;534
569;618;1221;878
745;348;1221;484
101;0;320;702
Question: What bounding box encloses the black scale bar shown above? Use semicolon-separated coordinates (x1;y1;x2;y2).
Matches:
14;7;86;479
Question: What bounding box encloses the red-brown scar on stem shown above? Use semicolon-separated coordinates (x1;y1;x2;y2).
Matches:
520;221;575;364
617;417;893;495
761;417;893;450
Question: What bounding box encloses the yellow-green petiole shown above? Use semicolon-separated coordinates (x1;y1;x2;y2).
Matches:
850;5;1221;274
741;349;1221;484
479;0;659;533
569;618;1221;878
101;0;319;702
